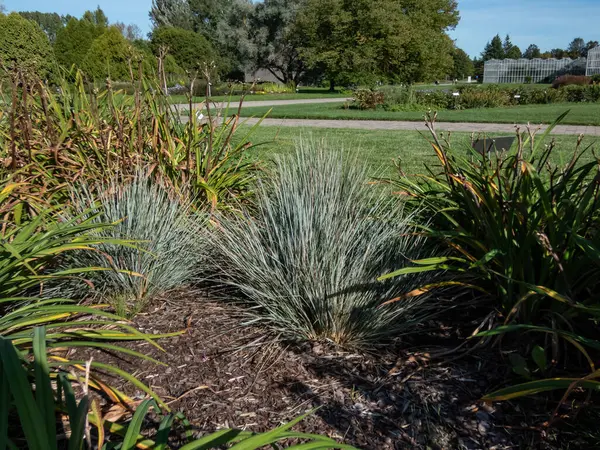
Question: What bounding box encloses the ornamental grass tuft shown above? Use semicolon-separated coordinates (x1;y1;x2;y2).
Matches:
209;141;438;348
56;175;204;316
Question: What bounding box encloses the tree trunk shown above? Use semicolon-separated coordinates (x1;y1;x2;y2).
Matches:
329;79;335;92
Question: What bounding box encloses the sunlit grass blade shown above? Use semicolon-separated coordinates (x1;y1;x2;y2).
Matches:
0;337;48;450
33;328;57;450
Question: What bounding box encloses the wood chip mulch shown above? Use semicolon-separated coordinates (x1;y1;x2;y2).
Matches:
72;290;597;450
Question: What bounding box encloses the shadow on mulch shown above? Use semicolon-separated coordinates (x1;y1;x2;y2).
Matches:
74;290;599;450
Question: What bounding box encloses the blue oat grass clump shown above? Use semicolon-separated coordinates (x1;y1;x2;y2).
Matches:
210;141;439;349
56;175;204;316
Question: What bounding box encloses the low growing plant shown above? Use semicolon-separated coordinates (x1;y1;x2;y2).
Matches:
352;89;385;110
209;142;438;348
55;175;204;316
1;179;353;450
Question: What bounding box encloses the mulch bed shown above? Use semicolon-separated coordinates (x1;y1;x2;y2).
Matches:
73;290;596;449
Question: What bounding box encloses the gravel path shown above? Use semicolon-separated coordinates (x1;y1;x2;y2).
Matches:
238;117;600;136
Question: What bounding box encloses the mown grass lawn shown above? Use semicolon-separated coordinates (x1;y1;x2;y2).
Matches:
238;102;600;126
240;126;598;176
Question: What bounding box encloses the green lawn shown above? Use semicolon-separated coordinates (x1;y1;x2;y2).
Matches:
240;126;597;176
168;88;348;104
239;102;600;126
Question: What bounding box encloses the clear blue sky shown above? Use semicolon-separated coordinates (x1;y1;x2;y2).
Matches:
3;0;600;57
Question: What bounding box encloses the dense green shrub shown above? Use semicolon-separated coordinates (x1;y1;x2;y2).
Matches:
254;82;294;94
454;84;511;108
563;84;600;102
515;87;566;104
378;85;422;110
210;143;437;348
54;16;105;69
82;26;140;80
57;175;204;316
151;26;219;73
414;89;452;109
0;13;56;78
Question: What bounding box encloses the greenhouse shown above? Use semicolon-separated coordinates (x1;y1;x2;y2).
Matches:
483;57;587;83
586;47;600;76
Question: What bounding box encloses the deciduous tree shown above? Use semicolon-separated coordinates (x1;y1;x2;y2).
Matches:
523;44;541;59
567;37;585;58
190;0;255;76
149;0;256;77
584;40;599;57
249;0;305;85
451;47;474;79
296;0;459;88
149;0;193;30
114;22;143;41
506;46;522;59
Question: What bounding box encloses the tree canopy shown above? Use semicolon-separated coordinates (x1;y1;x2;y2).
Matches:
481;35;600;62
503;35;521;59
584;41;599;57
18;11;64;43
249;0;305;85
523;44;541;59
567;37;585;58
451;48;474;79
192;0;255;76
149;0;193;30
481;35;504;60
82;7;109;28
54;13;106;69
114;22;143;41
296;0;459;87
151;26;218;73
82;26;139;80
0;12;56;78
